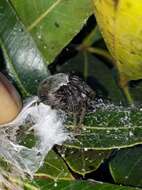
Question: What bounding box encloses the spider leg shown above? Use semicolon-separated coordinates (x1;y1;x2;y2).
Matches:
72;102;87;135
78;105;86;126
72;112;78;127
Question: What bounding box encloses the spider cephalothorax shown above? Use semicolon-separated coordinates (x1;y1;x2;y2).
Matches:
38;73;95;124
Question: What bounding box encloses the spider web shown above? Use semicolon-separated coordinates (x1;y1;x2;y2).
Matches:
0;96;70;178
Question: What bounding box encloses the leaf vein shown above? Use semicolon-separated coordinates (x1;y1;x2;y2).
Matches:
27;0;62;31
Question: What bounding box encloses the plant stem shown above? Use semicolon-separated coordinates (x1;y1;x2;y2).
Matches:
83;52;88;79
87;47;115;66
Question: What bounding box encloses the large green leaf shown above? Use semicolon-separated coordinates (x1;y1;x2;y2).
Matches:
64;106;142;150
10;0;92;63
109;146;142;188
35;150;73;180
58;147;111;176
0;0;49;96
26;179;141;190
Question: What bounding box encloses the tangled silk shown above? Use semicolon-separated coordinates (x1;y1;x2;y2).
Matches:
0;96;70;176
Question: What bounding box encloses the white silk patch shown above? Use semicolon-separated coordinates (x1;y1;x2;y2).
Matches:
0;96;70;176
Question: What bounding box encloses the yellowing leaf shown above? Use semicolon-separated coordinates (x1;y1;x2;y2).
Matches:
92;0;142;82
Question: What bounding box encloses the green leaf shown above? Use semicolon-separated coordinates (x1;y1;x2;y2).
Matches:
109;146;142;188
10;0;92;63
57;147;111;175
35;150;73;180
65;106;142;150
0;0;49;96
26;179;141;190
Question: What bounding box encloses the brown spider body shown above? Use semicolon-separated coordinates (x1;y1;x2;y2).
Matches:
38;73;95;125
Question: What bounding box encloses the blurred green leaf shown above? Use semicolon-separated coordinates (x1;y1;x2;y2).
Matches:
35;150;73;180
109;146;142;188
11;0;92;63
26;179;141;190
58;147;111;176
0;0;49;96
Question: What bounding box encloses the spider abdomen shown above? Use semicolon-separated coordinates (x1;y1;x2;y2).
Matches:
38;73;95;118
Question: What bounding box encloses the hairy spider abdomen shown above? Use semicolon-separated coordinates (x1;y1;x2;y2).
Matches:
38;73;95;121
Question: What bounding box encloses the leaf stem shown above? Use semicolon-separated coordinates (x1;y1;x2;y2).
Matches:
83;52;88;79
87;47;115;66
81;25;101;48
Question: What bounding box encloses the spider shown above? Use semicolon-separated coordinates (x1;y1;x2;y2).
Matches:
38;73;95;127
